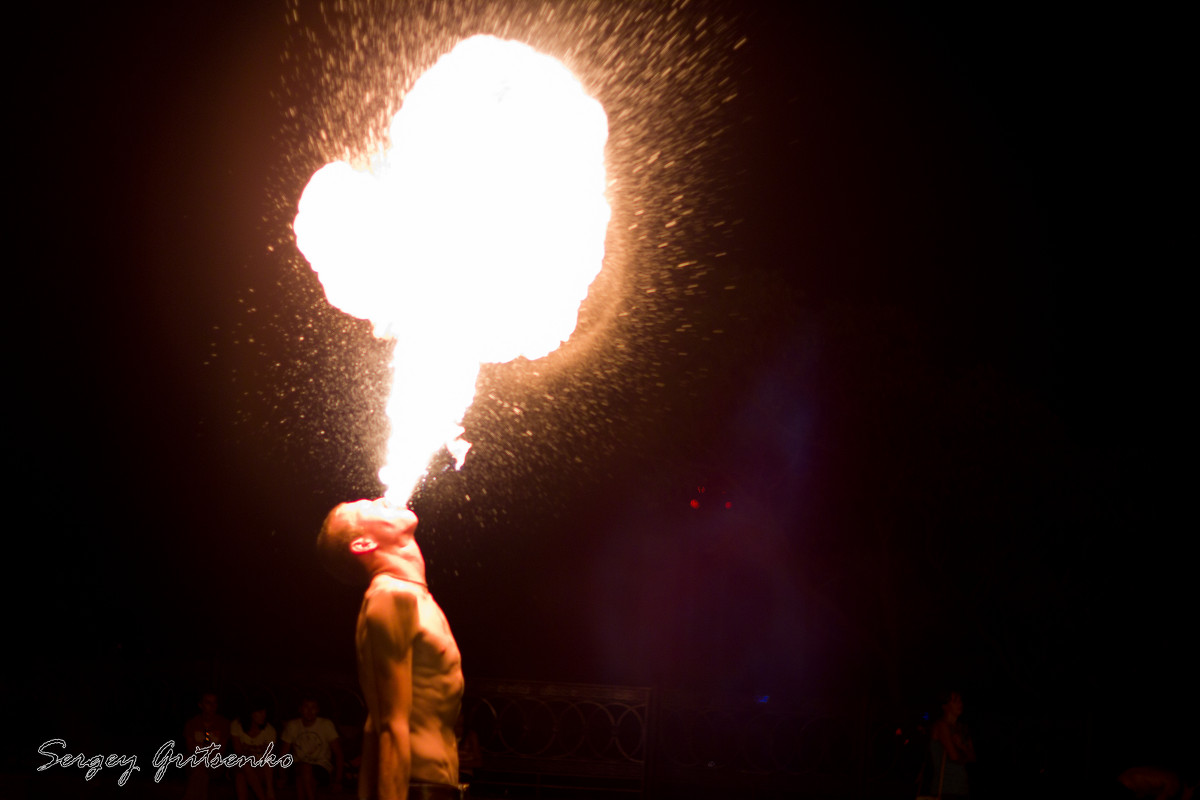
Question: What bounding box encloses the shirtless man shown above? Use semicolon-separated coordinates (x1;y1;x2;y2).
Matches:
318;499;465;800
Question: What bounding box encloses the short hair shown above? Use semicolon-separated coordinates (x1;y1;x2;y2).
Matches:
316;505;368;586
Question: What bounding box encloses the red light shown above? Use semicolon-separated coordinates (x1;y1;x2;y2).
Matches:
725;501;732;509
689;499;699;509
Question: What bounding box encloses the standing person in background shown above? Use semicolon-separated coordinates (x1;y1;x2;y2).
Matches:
930;689;976;800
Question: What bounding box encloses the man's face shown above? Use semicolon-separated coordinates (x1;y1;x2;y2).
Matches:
301;700;319;724
342;499;418;548
200;694;218;718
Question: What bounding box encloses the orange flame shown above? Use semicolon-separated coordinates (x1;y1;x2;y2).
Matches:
294;35;611;500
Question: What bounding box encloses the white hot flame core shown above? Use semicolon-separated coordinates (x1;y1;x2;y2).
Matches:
294;35;611;500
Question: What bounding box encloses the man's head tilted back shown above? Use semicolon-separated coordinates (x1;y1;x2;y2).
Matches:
317;498;419;585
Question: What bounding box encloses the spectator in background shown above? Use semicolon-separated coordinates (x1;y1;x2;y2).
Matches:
929;689;975;800
281;697;344;798
183;691;230;800
231;696;277;800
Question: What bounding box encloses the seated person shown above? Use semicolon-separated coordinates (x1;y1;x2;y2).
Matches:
281;698;344;800
231;699;277;800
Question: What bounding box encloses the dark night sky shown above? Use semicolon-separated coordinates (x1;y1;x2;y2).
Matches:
10;0;1192;783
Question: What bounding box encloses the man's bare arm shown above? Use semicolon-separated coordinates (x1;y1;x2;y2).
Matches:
362;588;418;800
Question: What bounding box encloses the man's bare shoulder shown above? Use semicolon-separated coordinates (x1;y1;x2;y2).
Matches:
365;574;425;597
362;576;420;619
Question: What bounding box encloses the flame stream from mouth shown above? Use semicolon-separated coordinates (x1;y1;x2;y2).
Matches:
294;35;611;500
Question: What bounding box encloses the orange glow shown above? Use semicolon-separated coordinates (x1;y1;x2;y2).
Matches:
294;35;610;500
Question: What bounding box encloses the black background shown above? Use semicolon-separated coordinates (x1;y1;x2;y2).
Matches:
10;0;1191;792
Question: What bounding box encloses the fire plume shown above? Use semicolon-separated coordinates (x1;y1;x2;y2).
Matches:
294;35;611;500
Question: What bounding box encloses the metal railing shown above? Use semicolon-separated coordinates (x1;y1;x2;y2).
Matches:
463;679;651;796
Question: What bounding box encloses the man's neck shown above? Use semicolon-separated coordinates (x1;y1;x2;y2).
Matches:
375;570;427;589
371;544;427;587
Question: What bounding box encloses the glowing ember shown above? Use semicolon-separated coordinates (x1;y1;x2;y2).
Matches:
294;35;611;500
